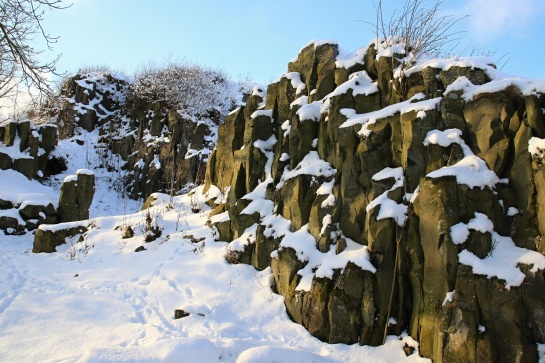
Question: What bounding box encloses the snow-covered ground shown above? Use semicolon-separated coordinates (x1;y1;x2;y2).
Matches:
48;129;142;217
0;133;427;362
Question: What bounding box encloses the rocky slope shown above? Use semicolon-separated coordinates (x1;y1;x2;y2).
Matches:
204;39;545;362
41;70;244;200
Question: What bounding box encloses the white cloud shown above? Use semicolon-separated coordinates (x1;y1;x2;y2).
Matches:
454;0;545;40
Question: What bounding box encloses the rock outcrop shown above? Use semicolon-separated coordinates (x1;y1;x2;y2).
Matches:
58;169;95;223
0;120;59;179
33;221;89;253
204;40;545;362
0;121;61;235
40;70;244;201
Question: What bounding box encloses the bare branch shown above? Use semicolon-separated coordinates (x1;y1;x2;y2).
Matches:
0;0;68;107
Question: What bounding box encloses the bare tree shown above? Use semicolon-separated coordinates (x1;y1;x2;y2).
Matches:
0;0;68;104
365;0;467;98
370;0;467;64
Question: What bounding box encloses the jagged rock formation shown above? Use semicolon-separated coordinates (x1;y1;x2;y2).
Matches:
204;40;545;362
0;120;58;179
33;220;89;253
42;70;243;200
122;96;218;199
0;121;61;234
58;169;95;223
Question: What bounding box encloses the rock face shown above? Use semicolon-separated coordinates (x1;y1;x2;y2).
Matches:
204;40;545;362
33;221;89;253
58;170;95;223
43;71;238;201
121;98;218;200
0;120;59;179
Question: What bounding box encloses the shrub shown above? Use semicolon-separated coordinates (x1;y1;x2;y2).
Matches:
131;60;239;121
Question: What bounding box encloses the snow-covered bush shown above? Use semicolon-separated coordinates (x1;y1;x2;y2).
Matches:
367;0;467;97
369;0;466;64
131;60;240;121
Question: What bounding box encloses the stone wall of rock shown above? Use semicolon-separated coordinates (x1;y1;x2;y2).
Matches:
204;41;545;362
33;221;89;253
49;72;222;201
58;169;95;223
0;120;60;235
54;72;130;139
121;97;217;200
0;197;58;235
0;120;58;179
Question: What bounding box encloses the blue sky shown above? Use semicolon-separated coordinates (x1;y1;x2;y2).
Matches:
42;0;545;84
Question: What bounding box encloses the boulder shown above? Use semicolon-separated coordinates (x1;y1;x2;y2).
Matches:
38;124;58;153
18;204;45;220
12;158;36;179
33;223;88;253
76;170;95;220
58;177;78;223
0;152;12;170
3;121;17;146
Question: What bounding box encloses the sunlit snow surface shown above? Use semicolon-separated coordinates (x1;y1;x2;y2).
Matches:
0;133;427;362
0;190;427;363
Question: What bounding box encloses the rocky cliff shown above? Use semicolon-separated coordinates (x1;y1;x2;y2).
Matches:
44;70;243;200
204;39;545;362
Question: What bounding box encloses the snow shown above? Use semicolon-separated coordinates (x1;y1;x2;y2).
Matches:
278;227;376;292
450;212;545;289
77;168;95;176
339;94;441;137
250;109;273;119
366;167;408;226
450;223;470;245
317;180;336;208
445;75;545;102
401;56;496;79
539;343;545;363
507;207;519;216
423;129;472;156
329;71;378;99
279;153;290;162
277;151;337;189
38;219;91;232
296;100;322;122
236;346;333;363
450;213;494;245
442;291;455;306
241;199;275;218
253;135;277;151
0;184;426;362
291;95;308;107
228;223;259;252
281;120;291;137
529;137;545;158
49;129;141;217
0;134;34;160
0;169;58;209
284;72;306;95
251;85;266;99
64;174;78;183
320;214;332;236
427;155;499;189
336;47;367;69
423;129;500;189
